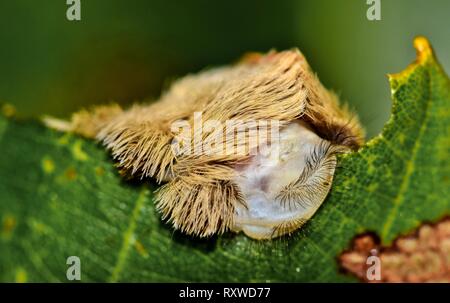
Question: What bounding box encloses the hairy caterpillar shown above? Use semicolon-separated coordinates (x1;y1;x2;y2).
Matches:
45;50;364;239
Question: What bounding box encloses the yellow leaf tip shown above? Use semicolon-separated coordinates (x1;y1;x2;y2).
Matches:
413;36;433;63
388;36;434;84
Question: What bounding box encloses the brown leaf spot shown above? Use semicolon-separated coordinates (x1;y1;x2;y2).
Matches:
134;240;149;258
1;215;16;237
95;166;105;176
64;167;77;181
339;218;450;282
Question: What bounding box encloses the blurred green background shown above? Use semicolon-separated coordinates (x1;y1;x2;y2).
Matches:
0;0;449;138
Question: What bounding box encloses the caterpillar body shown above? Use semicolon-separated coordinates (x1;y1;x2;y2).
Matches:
45;50;364;239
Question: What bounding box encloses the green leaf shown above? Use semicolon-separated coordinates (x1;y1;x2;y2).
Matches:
0;37;449;282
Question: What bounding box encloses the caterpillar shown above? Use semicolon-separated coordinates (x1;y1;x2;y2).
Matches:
45;49;364;239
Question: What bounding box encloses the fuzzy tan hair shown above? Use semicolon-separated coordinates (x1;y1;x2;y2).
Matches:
59;50;364;237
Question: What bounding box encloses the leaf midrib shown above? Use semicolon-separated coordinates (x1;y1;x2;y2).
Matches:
109;188;148;282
